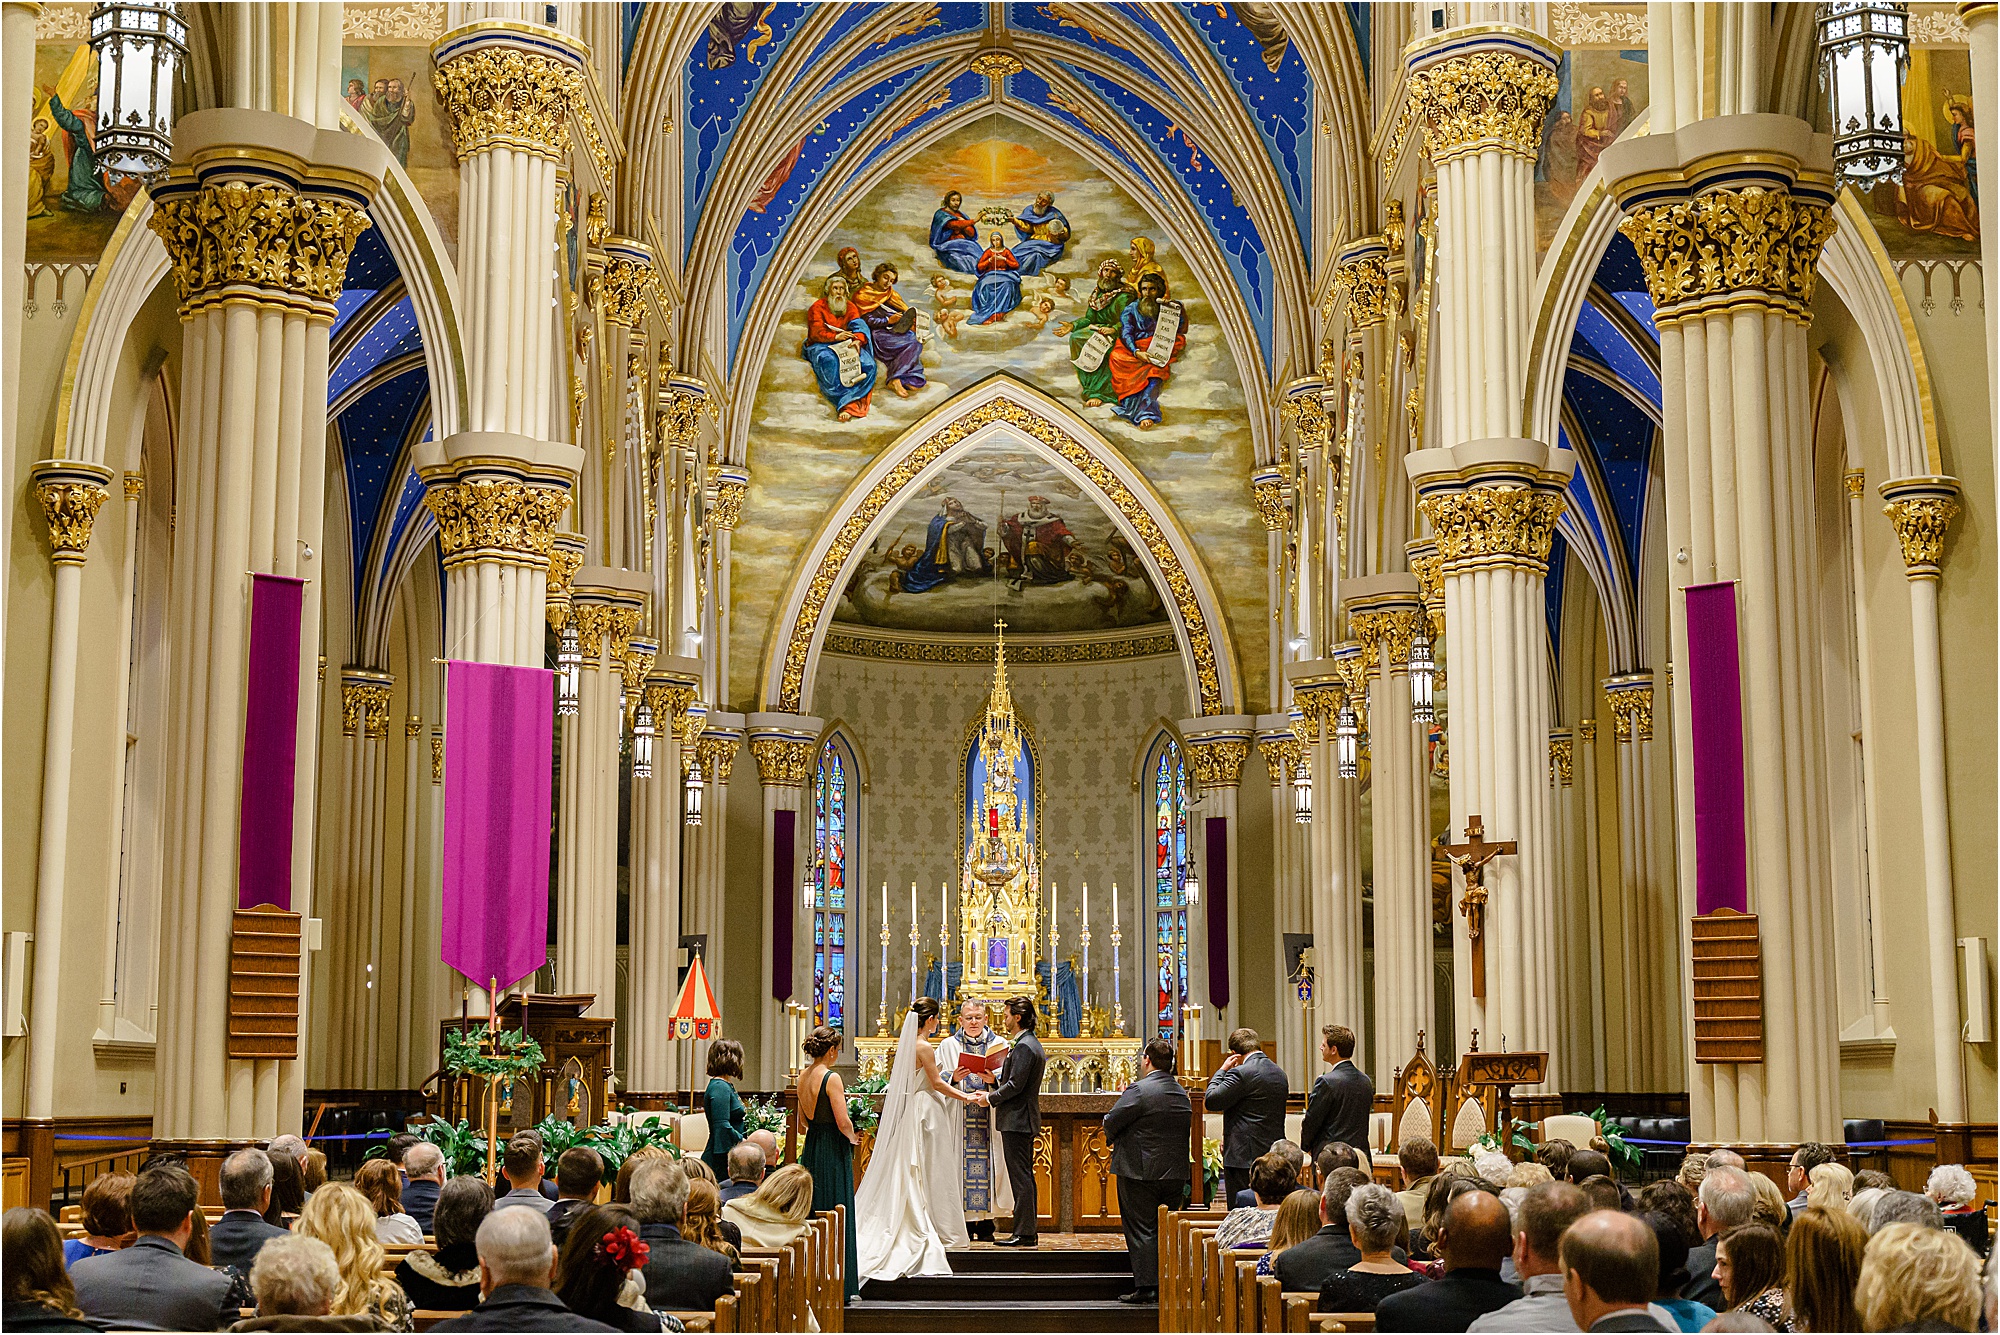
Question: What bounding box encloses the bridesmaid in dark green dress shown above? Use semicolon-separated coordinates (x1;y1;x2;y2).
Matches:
796;1026;861;1299
702;1038;748;1181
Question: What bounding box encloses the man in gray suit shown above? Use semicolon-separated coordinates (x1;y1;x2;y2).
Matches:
1204;1027;1290;1207
73;1164;237;1331
1103;1036;1193;1304
209;1147;290;1274
979;995;1047;1247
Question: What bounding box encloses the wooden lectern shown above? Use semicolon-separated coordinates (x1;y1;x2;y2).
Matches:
1457;1049;1549;1161
438;994;614;1132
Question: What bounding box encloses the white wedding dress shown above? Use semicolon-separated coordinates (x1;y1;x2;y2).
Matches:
853;1012;969;1281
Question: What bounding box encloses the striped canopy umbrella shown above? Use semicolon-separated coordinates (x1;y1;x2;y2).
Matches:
668;951;720;1039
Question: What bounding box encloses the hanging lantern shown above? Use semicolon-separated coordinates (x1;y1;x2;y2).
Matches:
1291;755;1313;824
556;625;580;717
1817;1;1909;187
684;758;705;827
630;701;655;779
801;861;819;913
1335;703;1360;779
88;1;187;185
1409;625;1436;724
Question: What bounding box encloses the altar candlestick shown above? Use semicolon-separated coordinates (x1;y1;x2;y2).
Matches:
877;881;889;1036
1079;879;1092;1018
1110;881;1124;1037
938;882;949;1002
908;881;920;1003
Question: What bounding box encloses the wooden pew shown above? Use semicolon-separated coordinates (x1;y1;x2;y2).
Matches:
1233;1257;1261;1330
1311;1315;1375;1333
1257;1276;1282;1332
1280;1291;1316;1333
713;1293;739;1332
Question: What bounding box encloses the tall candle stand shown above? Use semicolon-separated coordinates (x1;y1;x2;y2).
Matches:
908;914;920;1004
877;903;891;1036
937;915;950;1005
1078;921;1091;1024
1110;889;1125;1037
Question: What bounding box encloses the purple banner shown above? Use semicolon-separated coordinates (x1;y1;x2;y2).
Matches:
1686;582;1748;915
441;661;554;991
238;574;306;909
1205;816;1230;1009
772;810;796;1003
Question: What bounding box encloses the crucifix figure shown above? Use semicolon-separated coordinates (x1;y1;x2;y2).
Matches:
1440;815;1517;1000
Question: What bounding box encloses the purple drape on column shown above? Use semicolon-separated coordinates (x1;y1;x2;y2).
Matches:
1205;815;1230;1008
238;574;306;909
772;809;796;1002
1686;582;1748;915
441;660;554;990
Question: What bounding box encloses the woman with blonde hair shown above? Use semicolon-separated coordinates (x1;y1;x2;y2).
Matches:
1747;1171;1790;1230
1856;1221;1981;1331
682;1179;741;1269
294;1182;415;1331
1803;1162;1852;1215
722;1164;815;1250
1254;1189;1323;1278
1784;1207;1864;1332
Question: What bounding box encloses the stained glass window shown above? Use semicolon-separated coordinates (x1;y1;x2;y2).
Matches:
812;741;849;1029
1153;738;1190;1038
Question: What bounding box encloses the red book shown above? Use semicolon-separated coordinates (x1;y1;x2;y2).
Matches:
954;1049;1005;1079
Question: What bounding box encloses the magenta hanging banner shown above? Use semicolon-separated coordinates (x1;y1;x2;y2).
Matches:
771;810;797;1003
1204;816;1230;1009
441;660;555;991
1685;582;1748;915
238;573;307;910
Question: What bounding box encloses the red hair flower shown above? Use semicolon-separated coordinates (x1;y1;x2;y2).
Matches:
597;1225;650;1270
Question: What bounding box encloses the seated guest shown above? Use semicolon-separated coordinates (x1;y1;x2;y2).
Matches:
718;1141;764;1208
1676;1155;1709;1195
1466;1182;1591;1331
299;1149;329;1196
1566;1150;1613;1183
745;1130;780;1171
1558;1209;1667;1333
1783;1207;1863;1333
554;1205;668;1332
1705;1150;1746;1172
1396;1138;1442;1234
1746;1174;1790;1232
399;1144;445;1236
631;1160;734;1313
614;1147;673;1205
1537;1140;1576;1182
1636;1208;1714;1332
1853;1169;1895;1194
294;1183;414;1332
495;1135;556;1215
71;1164;237;1331
1687;1167;1756;1309
1784;1144;1836;1220
721;1164;815;1251
1320;1183;1423;1314
1274;1168;1400;1292
431;1208;616;1332
214;1149;292;1274
395;1176;491;1312
1239;1139;1311;1205
548;1148;606;1246
1803;1163;1852;1215
1316;1141;1363;1183
1216;1151;1299;1249
1927;1164;1988;1257
1856;1221;1982;1333
1714;1222;1789;1331
232;1233;385;1332
1256;1190;1324;1278
1870;1188;1945;1234
268;1151;308;1227
1849;1187;1886;1231
63;1171;135;1267
352;1160;423;1246
1420;1167;1504;1269
1508;1163;1554;1192
383;1134;420;1171
4;1207;98;1331
1578;1175;1625;1214
680;1181;741;1268
1375;1190;1521;1333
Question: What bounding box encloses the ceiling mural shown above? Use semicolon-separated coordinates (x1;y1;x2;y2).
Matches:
834;445;1169;635
729;117;1265;709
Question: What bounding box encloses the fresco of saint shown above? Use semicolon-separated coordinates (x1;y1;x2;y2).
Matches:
1007;192;1071;274
849;262;927;396
363;75;418;166
900;497;989;593
1895;130;1979;243
1058;259;1132;407
1000;496;1075;588
930;190;982;272
802;275;877;420
970;230;1024;324
1108;273;1188;429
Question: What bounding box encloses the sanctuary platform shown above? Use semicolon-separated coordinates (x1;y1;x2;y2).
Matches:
850;1235;1153;1333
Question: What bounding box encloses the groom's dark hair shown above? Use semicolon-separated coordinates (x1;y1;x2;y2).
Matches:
1005;995;1037;1034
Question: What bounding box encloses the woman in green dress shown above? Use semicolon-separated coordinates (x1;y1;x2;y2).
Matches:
701;1039;748;1180
795;1025;862;1299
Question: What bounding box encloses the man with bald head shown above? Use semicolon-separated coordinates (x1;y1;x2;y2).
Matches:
431;1208;614;1331
1376;1189;1522;1331
1562;1211;1672;1331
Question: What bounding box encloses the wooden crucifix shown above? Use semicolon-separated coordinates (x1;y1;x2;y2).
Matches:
1440;816;1517;1000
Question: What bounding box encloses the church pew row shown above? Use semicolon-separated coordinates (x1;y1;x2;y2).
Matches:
1155;1207;1382;1335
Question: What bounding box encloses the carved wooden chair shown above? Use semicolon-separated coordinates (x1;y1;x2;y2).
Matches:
1387;1030;1443;1159
1443;1058;1499;1156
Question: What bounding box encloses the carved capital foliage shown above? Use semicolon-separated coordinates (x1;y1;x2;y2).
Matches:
431;734;444;783
1333;249;1391;329
572;603;641;664
1406;543;1446;635
340;677;394;740
1256;736;1301;787
1577;717;1597;744
1617;188;1835;324
433;45;582;163
1279;387;1332;454
1883;494;1958;576
148;182;372;313
1292;682;1342;742
695;734;738;784
1186;738;1249;789
1408;49;1559;163
709;474;747;530
1252;469;1289;531
423;478;572;568
34;476;110;565
1349;608;1423;675
1417;486;1565;574
599;253;652;327
544;539;586;627
750;737;815;787
1604;680;1655;744
621;642;658;696
659;383;713;454
1549;736;1573;788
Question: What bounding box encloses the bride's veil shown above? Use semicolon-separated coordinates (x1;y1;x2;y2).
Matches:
853;1003;959;1278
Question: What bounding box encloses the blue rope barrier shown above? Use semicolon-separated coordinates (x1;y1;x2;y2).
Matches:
1620;1137;1937;1149
56;1130;402;1144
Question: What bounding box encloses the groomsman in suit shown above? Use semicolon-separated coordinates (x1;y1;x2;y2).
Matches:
1204;1027;1290;1207
1103;1037;1193;1303
979;995;1047;1246
1299;1024;1375;1165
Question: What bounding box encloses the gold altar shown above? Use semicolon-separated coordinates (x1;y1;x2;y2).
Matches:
853;1032;1143;1093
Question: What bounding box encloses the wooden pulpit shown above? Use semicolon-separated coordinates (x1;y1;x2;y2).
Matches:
438;994;614;1132
1458;1049;1548;1160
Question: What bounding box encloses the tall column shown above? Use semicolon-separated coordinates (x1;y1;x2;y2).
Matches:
1574;718;1609;1087
628;664;702;1094
1285;666;1361;1072
1548;729;1584;1087
1257;721;1309;1078
748;714;820;1086
1184;721;1253;1035
147;110;382;1156
686;715;743;1077
2;0;40;708
1604;673;1671;1091
559;575;646;1017
20;462;112;1206
96;472;149;1042
1606;116;1842;1145
1881;481;1966;1122
326;670;391;1087
1957;4;1997;438
1345;579;1431;1083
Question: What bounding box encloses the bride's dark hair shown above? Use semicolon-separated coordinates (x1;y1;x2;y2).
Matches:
909;997;940;1026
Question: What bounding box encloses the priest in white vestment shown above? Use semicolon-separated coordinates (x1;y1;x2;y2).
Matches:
936;999;1014;1241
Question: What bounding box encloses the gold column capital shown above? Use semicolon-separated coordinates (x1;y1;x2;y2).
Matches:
599;237;656;328
423;476;574;569
1615;187;1835;325
1330;236;1391;329
29;460;113;566
1348;606;1424;675
1404;27;1561;165
122;471;146;501
660;377;714;454
1185;737;1250;789
1577;717;1597;745
695;732;740;785
749;737;816;787
621;636;659;698
432;26;586;164
1406;539;1445;636
147;180;372;315
545;533;587;628
405;716;423;740
1842;469;1866;500
572;601;643;665
1279;377;1332;454
339;669;395;740
1880;477;1960;578
1603;673;1655;744
1549;731;1574;788
1417;485;1565;575
1256;734;1301;787
709;465;747;530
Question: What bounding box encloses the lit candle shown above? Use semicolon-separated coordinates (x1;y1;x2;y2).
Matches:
1112;880;1119;929
1083;880;1089;925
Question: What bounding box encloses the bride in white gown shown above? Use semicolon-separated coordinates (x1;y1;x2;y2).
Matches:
854;997;979;1281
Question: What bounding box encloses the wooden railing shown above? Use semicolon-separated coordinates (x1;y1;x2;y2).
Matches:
1155;1206;1377;1332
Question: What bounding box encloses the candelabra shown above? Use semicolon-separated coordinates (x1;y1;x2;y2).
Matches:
877;917;891;1036
937;916;950;1004
908;917;920;1004
1110;920;1125;1036
1079;921;1091;1017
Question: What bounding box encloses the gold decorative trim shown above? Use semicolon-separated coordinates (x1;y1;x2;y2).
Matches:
1577;717;1597;744
970;51;1024;79
774;395;1227;716
1256;735;1301;787
599;250;652;328
1551;2;1647;44
31;466;112;566
1407;49;1560;164
148;182;371;314
572;602;642;665
1349;607;1422;675
1549;733;1574;787
1417;487;1565;574
1251;467;1289;531
423;478;573;569
750;737;815;787
345;3;446;41
433;45;583;164
1406;540;1445;636
1843;469;1866;500
122;472;146;501
709;472;747;530
820;629;1178;666
1185;738;1250;789
1332;240;1390;329
695;734;739;785
1880;481;1959;577
545;535;586;628
431;732;444;783
1618;187;1836;325
1603;675;1655;744
340;673;395;740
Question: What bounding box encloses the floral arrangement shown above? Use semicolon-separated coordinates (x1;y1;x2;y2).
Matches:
442;1026;545;1082
532;1113;680;1177
1201;1137;1224;1200
596;1225;649;1271
846;1073;888;1138
743;1093;788;1137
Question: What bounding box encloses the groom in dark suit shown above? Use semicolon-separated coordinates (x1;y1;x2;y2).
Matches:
980;995;1046;1247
